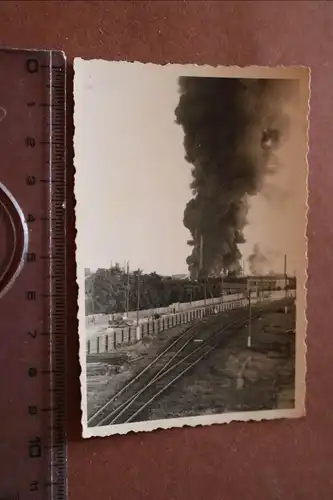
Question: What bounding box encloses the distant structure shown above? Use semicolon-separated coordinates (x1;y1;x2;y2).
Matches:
237;274;295;290
85;270;94;315
171;274;189;280
85;268;93;278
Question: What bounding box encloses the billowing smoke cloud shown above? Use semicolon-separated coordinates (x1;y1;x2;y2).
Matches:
248;243;268;276
175;76;298;279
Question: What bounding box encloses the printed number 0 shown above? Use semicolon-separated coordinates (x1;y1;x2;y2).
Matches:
26;59;39;73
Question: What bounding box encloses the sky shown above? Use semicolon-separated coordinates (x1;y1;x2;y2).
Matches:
74;62;308;277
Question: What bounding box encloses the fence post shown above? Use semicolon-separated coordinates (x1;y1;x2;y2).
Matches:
105;335;109;353
96;336;100;354
87;340;91;355
136;324;141;342
121;329;124;343
113;331;117;350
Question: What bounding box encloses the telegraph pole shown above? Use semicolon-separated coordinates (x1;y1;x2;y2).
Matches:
221;273;224;305
284;254;288;299
136;269;141;341
247;280;252;348
125;261;130;316
199;234;207;306
199;234;204;270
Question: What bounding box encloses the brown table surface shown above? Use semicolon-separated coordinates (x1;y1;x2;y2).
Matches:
1;1;333;499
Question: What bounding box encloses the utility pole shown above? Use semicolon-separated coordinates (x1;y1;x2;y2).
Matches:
247;280;252;348
136;269;141;341
199;234;207;307
221;273;224;307
284;254;288;299
199;234;204;270
125;261;130;316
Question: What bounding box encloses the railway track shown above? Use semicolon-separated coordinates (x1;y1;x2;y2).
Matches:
88;310;252;427
88;300;290;427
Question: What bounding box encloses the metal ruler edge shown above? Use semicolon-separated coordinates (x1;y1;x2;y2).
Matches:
0;48;68;500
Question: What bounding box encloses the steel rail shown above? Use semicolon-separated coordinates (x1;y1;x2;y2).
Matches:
90;300;277;427
100;315;249;426
87;317;211;425
126;332;241;423
95;321;206;426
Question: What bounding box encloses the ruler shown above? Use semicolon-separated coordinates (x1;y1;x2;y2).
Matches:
0;49;67;499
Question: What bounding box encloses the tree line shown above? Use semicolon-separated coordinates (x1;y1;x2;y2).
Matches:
85;264;223;315
85;264;296;316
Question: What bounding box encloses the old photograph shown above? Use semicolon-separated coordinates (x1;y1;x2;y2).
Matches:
74;61;309;438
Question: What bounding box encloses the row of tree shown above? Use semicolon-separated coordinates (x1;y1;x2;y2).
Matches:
85;264;296;315
85;264;223;315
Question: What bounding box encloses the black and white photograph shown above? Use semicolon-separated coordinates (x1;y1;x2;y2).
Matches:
74;61;309;438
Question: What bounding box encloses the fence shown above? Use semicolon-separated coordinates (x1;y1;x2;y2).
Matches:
85;289;296;355
86;297;247;355
85;292;245;328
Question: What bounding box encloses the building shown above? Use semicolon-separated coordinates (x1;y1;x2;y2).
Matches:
171;274;189;280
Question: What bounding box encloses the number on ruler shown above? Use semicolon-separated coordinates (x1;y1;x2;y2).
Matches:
25;136;36;148
26;59;39;73
28;367;38;377
26;214;35;223
26;290;36;300
28;405;38;415
27;329;37;339
26;252;36;262
30;480;39;492
28;437;41;459
26;175;36;185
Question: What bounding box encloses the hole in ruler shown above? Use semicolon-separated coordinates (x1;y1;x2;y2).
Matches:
0;182;29;299
0;106;7;123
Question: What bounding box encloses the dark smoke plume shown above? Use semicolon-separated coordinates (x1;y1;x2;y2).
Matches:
175;76;297;278
248;243;268;276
